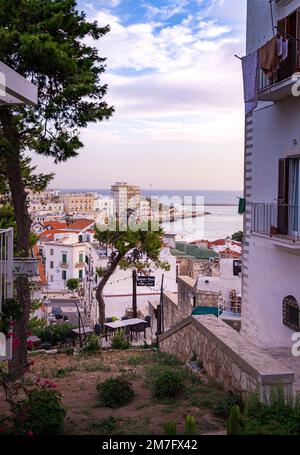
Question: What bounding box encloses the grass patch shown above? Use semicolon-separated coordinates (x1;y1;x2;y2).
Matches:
84;361;111;373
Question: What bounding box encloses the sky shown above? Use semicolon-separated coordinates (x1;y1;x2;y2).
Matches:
29;0;247;191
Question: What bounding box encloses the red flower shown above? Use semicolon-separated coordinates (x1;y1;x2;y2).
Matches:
27;431;34;436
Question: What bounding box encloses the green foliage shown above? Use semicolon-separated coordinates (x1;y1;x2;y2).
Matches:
227;406;243;435
184;415;197;435
154;351;183;367
82;334;101;355
149;367;185;399
0;0;114;163
96;377;135;408
32;323;73;346
242;388;300;435
231;231;243;242
211;394;244;419
28;316;47;334
164;421;177;435
14;388;66;435
66;278;80;292
111;329;130;350
0;298;23;335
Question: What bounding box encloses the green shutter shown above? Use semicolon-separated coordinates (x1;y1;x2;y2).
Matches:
238;198;246;215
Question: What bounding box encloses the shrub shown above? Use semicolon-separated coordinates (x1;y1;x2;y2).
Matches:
97;377;135;408
227;406;243;435
14;387;66;435
82;334;101;355
150;368;184;399
66;278;79;292
111;330;129;350
32;323;73;346
243;388;300;435
212;394;244;419
184;415;196;435
164;421;177;435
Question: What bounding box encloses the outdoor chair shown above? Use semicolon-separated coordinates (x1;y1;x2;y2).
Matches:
144;315;152;334
94;323;101;336
131;322;146;341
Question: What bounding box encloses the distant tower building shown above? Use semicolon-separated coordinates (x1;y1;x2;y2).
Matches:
111;182;141;219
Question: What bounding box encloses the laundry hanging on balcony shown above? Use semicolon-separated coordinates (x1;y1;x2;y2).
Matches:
241;51;259;114
258;36;279;80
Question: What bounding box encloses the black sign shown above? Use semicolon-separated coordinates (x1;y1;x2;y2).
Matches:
136;276;155;287
233;260;242;276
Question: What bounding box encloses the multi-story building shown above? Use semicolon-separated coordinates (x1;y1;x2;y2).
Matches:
60;193;94;214
111;182;141;218
93;195;114;220
28;201;64;215
242;0;300;349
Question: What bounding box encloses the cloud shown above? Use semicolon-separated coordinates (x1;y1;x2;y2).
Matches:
31;0;246;191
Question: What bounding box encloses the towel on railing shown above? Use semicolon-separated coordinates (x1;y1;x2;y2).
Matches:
282;38;289;61
241;51;259;114
259;36;279;80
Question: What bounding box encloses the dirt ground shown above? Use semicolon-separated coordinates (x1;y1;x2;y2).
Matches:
0;349;228;435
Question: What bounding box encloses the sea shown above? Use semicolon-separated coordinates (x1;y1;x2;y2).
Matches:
60;189;243;242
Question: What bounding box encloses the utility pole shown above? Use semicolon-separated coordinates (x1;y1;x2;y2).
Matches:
157;274;164;336
132;269;137;318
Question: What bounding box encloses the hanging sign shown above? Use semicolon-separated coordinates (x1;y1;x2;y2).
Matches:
137;276;155;287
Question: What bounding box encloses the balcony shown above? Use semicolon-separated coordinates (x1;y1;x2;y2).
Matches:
258;40;297;102
251;203;300;248
60;262;69;269
75;262;85;268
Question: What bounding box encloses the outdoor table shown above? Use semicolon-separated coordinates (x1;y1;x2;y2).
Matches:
71;326;94;346
103;318;146;341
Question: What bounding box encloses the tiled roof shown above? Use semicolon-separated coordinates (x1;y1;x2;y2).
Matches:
67;219;94;230
43;221;67;230
175;242;219;259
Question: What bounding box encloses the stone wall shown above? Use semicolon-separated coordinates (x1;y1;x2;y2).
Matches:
159;315;294;400
177;257;219;280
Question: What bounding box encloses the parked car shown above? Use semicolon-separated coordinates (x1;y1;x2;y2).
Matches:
51;306;63;320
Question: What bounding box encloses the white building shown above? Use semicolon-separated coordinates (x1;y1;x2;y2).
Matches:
111;182;141;218
242;0;300;349
93;195;114;220
28;201;64;215
42;232;90;291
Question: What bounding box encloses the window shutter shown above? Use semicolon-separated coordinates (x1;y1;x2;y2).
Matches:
278;158;289;234
296;9;300;70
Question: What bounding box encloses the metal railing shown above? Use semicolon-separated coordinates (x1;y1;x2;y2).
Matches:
218;298;241;320
0;228;14;312
252;203;300;241
259;39;296;91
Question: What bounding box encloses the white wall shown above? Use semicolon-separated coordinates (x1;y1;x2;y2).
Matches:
242;0;300;348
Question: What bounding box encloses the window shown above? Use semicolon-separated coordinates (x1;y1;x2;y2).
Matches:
50;275;54;282
62;270;67;281
283;295;300;330
62;253;67;264
79;269;83;280
50;261;54;269
50;248;54;256
79;253;84;263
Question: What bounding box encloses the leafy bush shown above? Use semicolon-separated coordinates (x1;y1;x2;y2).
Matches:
154;351;182;367
150;367;184;399
32;323;73;346
82;334;101;355
211;394;244;419
97;377;134;408
14;388;66;435
111;329;129;350
242;388;300;435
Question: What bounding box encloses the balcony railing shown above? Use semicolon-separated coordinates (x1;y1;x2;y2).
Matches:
252;203;300;242
259;39;296;92
218;298;241;321
60;262;69;269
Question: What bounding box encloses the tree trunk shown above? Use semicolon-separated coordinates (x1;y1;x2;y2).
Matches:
0;109;32;379
95;252;125;324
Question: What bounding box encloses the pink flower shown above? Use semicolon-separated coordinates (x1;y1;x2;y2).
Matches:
27;431;34;436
